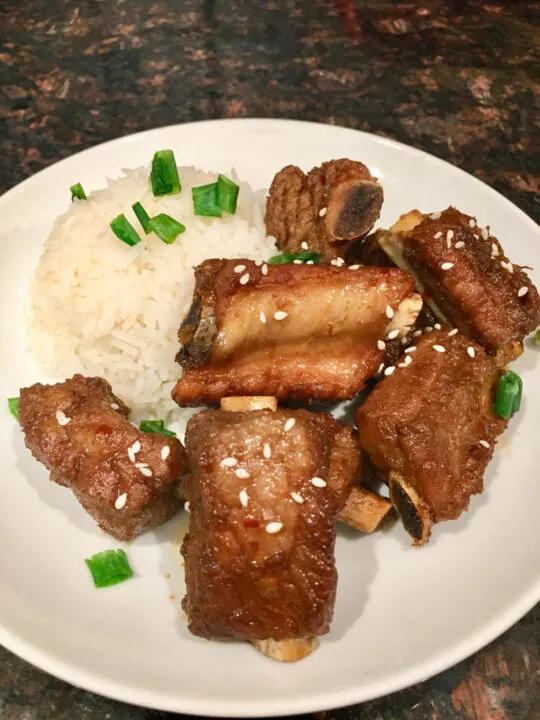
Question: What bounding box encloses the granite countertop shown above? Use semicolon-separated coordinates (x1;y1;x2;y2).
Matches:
1;1;538;718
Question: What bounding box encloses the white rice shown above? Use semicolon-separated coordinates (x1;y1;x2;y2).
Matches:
29;166;276;423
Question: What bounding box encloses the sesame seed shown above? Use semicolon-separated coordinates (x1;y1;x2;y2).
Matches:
261;263;268;276
434;323;442;330
398;362;407;368
387;329;400;340
135;462;149;469
115;493;127;510
311;477;327;488
404;355;413;365
234;264;246;273
518;286;529;297
330;259;338;266
336;257;345;266
349;264;360;270
161;446;170;461
111;403;120;410
221;457;238;467
259;310;267;324
434;231;443;239
478;440;490;449
377;363;385;374
319;207;327;217
446;238;452;250
139;467;153;477
274;311;288;321
441;262;454;270
501;260;513;273
385;305;394;319
404;346;417;353
377;339;386;351
265;521;283;534
290;492;304;504
467;346;476;358
306;260;314;265
401;337;409;345
430;211;441;219
433;344;445;353
132;440;141;454
255;260;263;267
448;328;458;336
239;273;250;285
239;489;249;507
446;230;454;242
424;326;433;333
384;366;396;376
284;418;296;432
473;234;479;240
455;241;465;249
184;501;190;513
293;259;303;265
128;447;136;463
55;410;70;426
481;227;489;240
491;243;499;257
301;241;309;250
469;218;476;228
413;329;422;337
235;468;250;479
263;443;271;459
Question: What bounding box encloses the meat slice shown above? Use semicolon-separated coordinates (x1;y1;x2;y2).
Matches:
265;159;383;261
19;375;187;541
356;330;506;545
173;259;420;406
182;408;360;642
372;207;540;361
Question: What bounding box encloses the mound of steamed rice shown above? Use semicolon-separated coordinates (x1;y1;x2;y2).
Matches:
29;166;276;422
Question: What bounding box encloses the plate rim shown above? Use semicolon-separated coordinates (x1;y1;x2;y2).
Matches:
1;117;539;716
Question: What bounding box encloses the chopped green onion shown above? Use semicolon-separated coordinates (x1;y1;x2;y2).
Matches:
268;251;322;265
132;201;152;234
148;214;186;245
217;174;239;214
85;549;134;588
139;419;176;438
536;329;540;345
70;183;87;201
8;397;20;421
494;370;523;419
192;183;222;217
150;150;181;197
110;214;142;246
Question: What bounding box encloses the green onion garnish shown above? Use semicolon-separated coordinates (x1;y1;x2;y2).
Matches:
139;419;176;438
85;549;134;588
70;183;87;201
192;183;222;217
268;251;322;265
150;150;181;197
536;329;540;345
494;370;523;419
8;397;20;421
110;214;142;247
217;174;239;214
132;202;152;234
148;214;186;245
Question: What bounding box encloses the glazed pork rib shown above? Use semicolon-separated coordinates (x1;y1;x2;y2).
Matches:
356;330;506;545
265;159;383;262
370;207;540;362
181;406;360;659
173;259;421;406
19;375;187;541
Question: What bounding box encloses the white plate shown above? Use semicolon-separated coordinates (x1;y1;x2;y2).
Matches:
1;119;539;717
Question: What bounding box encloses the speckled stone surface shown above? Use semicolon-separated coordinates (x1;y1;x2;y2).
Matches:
1;1;539;718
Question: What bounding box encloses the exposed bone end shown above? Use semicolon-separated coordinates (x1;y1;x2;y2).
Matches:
496;340;523;367
251;636;319;662
337;486;393;533
389;471;432;546
220;396;278;412
386;293;423;337
326;179;384;241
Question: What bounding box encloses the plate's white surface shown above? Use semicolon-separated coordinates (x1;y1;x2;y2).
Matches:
1;119;539;717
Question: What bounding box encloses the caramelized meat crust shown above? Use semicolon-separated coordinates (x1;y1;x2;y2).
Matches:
19;375;186;541
265;159;383;261
173;259;418;406
356;331;506;536
377;207;540;357
182;408;360;640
